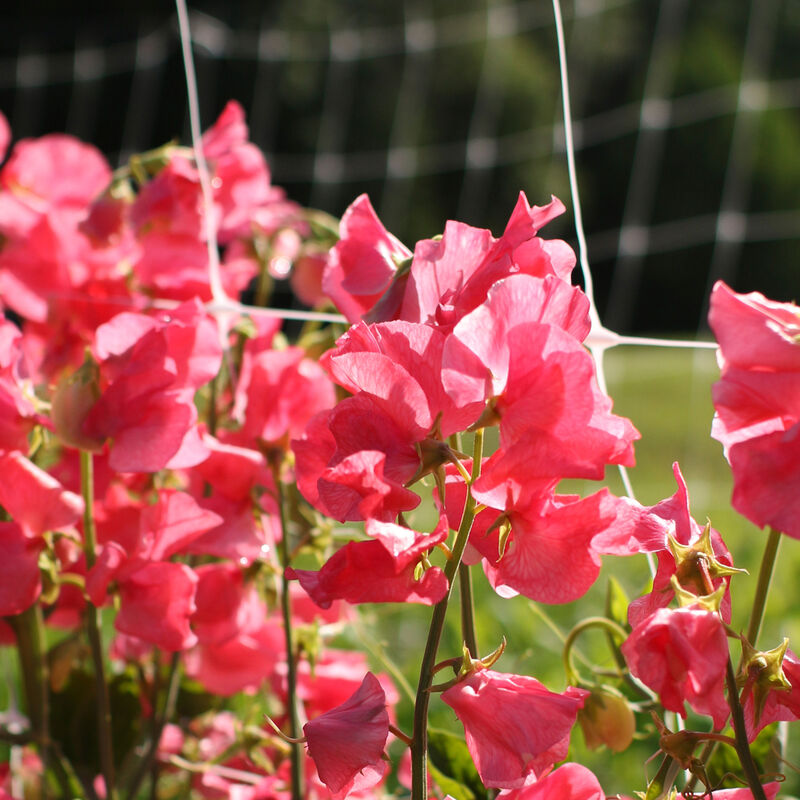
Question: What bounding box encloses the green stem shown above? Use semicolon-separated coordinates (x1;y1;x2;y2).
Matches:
562;616;628;685
725;658;767;800
411;429;483;800
459;563;478;658
8;605;86;799
80;451;118;800
686;534;781;795
124;652;182;800
746;527;781;647
274;468;304;800
9;605;47;745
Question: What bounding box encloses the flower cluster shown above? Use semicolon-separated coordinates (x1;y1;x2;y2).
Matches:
0;100;795;800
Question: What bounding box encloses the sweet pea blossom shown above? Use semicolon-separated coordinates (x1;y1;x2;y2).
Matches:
288;536;448;608
304;672;389;799
441;668;587;790
627;462;736;628
709;280;800;538
740;644;800;741
399;193;576;331
496;763;604;800
83;299;222;472
0;521;44;616
440;459;667;604
322;193;411;323
621;606;729;729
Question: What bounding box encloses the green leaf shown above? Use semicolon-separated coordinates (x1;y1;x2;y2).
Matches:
605;576;630;628
49;668;142;772
427;760;475;800
644;754;679;800
427;727;485;800
605;577;631;672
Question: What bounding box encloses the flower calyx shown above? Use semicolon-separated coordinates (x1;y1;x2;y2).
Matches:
669;574;725;614
468;396;502;432
737;637;792;724
430;637;507;693
410;437;467;487
668;524;747;595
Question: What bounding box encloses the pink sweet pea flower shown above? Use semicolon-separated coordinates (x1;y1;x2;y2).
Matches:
0;132;111;229
0;317;49;451
192;431;271;502
399;194;575;331
627;462;735;628
304;672;389;799
0;521;44;616
183;614;285;696
442;273;589;408
440;461;666;605
323;193;411;323
85;541;200;654
201;99;277;242
191;562;262;646
293;649;397;721
327;319;485;437
294;396;421;523
289;537;448;608
497;763;604;800
709;281;800;538
0;450;84;538
115;560;199;651
233;342;335;447
742;647;800;741
441;668;588;790
83;299;222;472
621;606;729;729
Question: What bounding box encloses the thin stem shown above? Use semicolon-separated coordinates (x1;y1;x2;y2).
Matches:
562;616;628;685
125;652;182;800
687;537;779;795
166;756;264;785
725;659;768;800
746;528;781;647
411;429;483;800
7;605;85;798
80;450;118;800
458;563;478;658
274;468;304;800
389;724;414;747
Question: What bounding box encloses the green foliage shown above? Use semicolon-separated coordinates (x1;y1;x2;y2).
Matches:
427;727;487;800
706;724;781;790
49;669;142;773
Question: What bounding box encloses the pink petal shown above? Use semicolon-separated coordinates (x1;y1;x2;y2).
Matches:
304;672;389;798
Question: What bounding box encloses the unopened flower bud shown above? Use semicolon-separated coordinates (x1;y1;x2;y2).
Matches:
578;689;635;752
51;358;105;452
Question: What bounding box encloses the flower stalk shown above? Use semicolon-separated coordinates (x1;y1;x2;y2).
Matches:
411;429;483;800
746;527;781;647
7;604;84;798
273;465;304;800
80;450;118;800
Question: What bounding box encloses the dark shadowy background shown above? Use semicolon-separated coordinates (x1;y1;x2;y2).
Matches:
1;0;798;333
